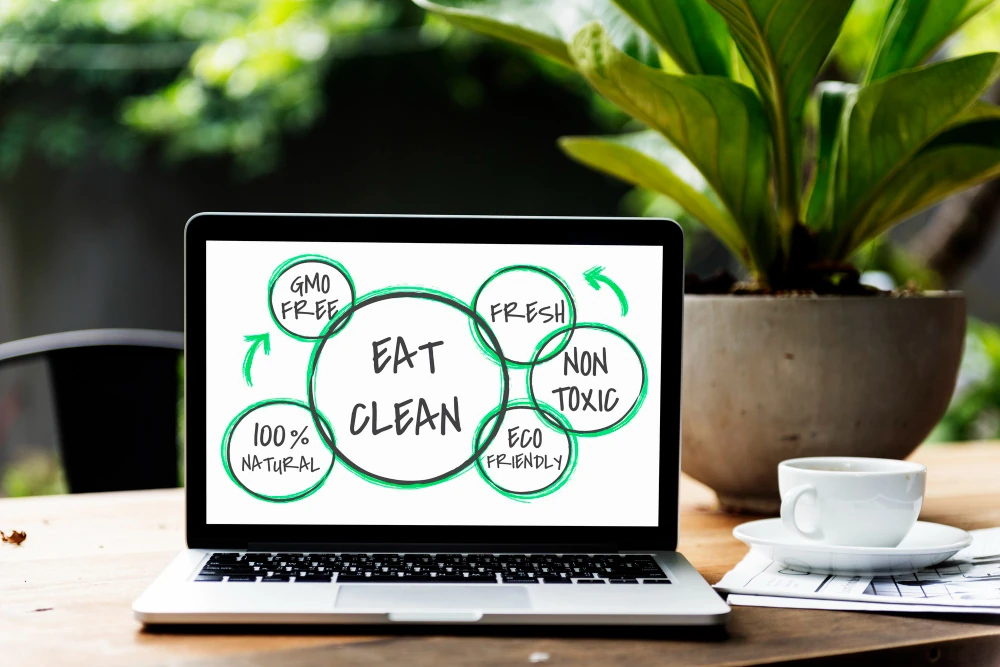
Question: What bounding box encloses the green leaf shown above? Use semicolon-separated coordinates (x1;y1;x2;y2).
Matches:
610;0;732;76
412;0;660;68
569;22;776;273
703;0;854;237
951;100;1000;124
559;131;749;261
804;81;855;229
829;53;1000;257
867;0;996;82
843;108;1000;252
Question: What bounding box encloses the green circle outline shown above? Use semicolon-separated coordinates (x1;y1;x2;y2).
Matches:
268;254;356;342
469;265;577;368
526;322;648;437
221;398;336;503
472;399;578;501
306;285;511;489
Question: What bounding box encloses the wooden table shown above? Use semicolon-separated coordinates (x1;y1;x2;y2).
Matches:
2;443;1000;666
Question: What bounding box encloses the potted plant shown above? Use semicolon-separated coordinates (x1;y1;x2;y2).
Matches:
413;0;1000;512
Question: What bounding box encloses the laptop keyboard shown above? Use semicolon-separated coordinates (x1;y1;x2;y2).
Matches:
195;553;671;584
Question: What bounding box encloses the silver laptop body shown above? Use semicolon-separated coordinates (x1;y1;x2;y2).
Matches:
133;213;730;626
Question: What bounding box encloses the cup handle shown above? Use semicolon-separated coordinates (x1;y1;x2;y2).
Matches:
780;484;823;540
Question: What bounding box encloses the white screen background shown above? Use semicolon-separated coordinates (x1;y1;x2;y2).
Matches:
205;239;664;526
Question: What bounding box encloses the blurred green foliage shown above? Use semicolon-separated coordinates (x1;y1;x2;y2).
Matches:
954;2;1000;58
0;0;624;177
0;0;427;175
932;319;1000;442
830;0;895;78
3;0;997;179
830;0;1000;79
120;0;405;172
1;451;67;497
852;239;943;290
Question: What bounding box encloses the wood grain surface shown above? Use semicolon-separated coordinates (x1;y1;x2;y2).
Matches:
2;442;999;666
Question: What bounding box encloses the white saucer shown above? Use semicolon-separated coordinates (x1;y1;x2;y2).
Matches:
733;519;972;576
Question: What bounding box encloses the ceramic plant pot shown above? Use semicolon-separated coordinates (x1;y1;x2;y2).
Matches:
681;293;966;514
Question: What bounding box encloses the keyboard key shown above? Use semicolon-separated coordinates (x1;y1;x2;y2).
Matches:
227;575;257;582
576;579;607;584
542;577;571;584
502;577;539;584
609;578;639;584
642;579;671;584
261;576;291;582
194;576;223;582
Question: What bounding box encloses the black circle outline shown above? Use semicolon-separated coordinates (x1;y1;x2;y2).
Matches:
473;404;575;497
224;398;336;503
527;323;647;436
268;257;357;341
307;289;511;487
470;265;577;367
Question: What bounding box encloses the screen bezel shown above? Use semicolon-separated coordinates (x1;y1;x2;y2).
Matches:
185;213;683;551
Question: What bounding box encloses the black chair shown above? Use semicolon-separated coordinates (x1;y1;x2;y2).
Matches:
0;329;183;493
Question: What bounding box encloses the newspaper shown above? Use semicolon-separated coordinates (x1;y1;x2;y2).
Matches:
715;527;1000;611
727;594;1000;614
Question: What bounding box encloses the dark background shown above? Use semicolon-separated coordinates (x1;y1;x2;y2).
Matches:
0;49;633;341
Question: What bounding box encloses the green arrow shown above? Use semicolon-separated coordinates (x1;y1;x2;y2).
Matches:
583;266;629;317
242;333;271;387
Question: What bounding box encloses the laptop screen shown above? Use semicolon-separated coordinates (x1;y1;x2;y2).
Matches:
205;239;664;528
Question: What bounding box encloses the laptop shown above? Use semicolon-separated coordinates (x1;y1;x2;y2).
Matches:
133;212;730;626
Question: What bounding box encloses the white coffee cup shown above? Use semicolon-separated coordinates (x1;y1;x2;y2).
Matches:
778;457;926;548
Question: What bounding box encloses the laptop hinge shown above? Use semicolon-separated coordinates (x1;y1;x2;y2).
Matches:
246;542;620;553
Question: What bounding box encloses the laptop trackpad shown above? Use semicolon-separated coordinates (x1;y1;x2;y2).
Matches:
335;585;530;615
